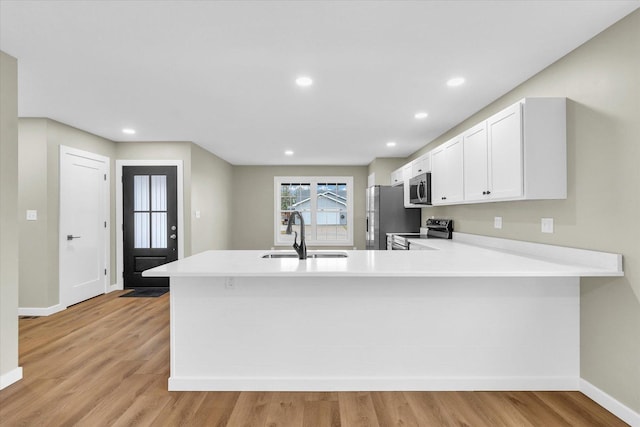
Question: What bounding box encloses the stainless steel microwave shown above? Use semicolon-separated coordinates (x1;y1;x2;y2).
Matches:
409;173;432;205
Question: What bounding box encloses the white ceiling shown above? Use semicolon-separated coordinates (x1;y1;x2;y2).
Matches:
1;1;638;165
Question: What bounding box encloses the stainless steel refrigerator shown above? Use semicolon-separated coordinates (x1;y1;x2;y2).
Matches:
365;185;421;250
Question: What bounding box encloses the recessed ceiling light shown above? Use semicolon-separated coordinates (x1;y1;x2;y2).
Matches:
414;112;428;119
295;76;313;87
285;150;294;156
386;141;397;147
122;128;136;135
446;77;465;87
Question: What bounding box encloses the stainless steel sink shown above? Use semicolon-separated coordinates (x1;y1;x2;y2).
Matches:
261;251;348;259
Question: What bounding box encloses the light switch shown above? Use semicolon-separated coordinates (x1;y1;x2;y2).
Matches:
541;218;554;233
494;216;502;229
26;210;37;221
195;210;201;219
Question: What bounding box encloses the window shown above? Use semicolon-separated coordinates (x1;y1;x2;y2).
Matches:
275;176;354;246
133;174;168;249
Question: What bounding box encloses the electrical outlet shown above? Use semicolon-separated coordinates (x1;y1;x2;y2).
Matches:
26;210;37;221
494;216;502;229
195;210;201;219
541;218;554;233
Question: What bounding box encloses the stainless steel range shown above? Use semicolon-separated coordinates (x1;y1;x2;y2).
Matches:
389;218;453;250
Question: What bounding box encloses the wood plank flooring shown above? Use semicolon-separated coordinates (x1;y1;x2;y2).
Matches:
0;291;627;426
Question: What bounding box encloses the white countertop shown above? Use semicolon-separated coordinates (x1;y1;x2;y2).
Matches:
144;234;623;278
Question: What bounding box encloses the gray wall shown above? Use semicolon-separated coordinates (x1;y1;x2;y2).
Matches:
116;141;234;256
367;157;405;186
190;143;233;253
18;118;116;308
17;130;234;308
231;165;368;250
409;10;640;413
0;51;20;381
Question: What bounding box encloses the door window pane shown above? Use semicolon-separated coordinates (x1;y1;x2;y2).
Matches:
151;175;167;211
134;175;149;211
134;212;150;248
151;212;167;248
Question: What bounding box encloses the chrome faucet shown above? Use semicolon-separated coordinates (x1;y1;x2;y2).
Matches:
285;211;307;260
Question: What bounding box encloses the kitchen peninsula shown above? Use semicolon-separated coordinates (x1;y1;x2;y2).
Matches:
144;234;622;392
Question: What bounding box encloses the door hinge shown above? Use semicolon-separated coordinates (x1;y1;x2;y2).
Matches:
104;268;107;275
104;221;107;228
104;173;107;181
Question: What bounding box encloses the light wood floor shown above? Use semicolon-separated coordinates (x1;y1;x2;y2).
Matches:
0;291;627;426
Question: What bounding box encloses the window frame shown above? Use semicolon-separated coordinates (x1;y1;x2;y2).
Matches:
274;176;354;247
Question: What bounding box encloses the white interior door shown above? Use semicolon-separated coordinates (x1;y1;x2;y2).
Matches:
59;146;109;307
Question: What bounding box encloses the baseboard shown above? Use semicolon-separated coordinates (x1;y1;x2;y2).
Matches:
18;304;64;317
168;376;579;392
580;379;640;427
107;283;122;293
0;367;23;390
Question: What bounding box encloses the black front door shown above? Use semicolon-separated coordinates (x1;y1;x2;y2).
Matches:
123;166;178;288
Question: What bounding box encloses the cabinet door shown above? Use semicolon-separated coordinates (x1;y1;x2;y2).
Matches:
445;137;464;203
463;122;489;201
390;168;403;186
432;136;464;205
412;153;431;177
431;146;446;205
488;102;523;200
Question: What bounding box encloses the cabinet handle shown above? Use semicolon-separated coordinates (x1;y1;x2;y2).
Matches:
418;169;422;172
486;190;491;195
442;196;447;200
482;191;486;195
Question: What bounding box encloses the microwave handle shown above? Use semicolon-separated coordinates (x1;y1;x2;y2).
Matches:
417;181;425;203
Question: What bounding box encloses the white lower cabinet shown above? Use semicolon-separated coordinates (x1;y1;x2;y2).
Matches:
432;136;464;205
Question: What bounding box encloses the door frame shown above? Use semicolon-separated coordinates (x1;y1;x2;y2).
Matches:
115;160;184;290
59;145;111;307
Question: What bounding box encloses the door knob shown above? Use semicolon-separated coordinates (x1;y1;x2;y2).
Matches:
170;234;177;240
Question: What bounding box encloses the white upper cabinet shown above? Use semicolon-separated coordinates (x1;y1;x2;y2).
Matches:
519;98;566;200
411;152;431;177
390;167;403;187
487;102;524;200
463;102;524;202
432;135;464;205
389;97;566;208
463;121;490;201
461;98;566;204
